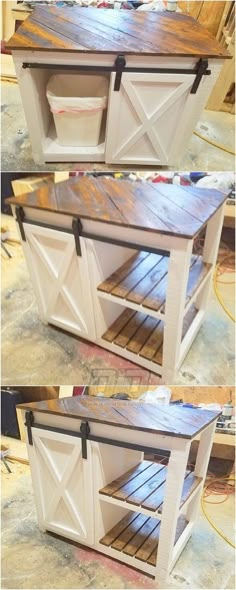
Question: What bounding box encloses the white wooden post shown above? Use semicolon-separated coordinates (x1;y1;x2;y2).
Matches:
162;239;193;383
155;439;191;583
186;420;216;523
195;204;225;311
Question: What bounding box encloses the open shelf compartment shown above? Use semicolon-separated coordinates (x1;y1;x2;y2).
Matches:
101;304;198;366
25;67;109;162
97;252;211;317
99;460;202;515
99;511;189;567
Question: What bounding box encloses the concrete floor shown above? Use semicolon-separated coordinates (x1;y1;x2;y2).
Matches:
1;214;235;386
1;437;235;590
1;81;235;172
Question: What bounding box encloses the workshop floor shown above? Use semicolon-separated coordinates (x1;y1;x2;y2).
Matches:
1;215;235;386
1;437;235;590
1;81;235;172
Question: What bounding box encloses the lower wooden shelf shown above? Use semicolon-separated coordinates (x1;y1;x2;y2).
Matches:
98;252;211;315
99;461;201;514
100;511;189;566
102;305;198;365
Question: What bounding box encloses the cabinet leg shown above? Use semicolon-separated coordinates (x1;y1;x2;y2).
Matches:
196;205;225;312
162;240;193;382
155;441;191;583
32;152;46;166
38;524;46;533
186;421;216;523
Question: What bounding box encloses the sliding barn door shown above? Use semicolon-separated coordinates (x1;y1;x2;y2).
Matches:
106;72;196;165
22;223;96;340
28;427;94;545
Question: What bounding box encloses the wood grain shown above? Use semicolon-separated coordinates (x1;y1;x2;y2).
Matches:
6;6;230;57
98;252;210;312
99;510;188;565
100;460;152;497
7;177;228;240
17;396;221;439
99;462;200;513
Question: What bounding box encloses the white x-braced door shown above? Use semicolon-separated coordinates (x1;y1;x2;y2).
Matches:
105;72;196;165
28;427;94;545
22;223;96;340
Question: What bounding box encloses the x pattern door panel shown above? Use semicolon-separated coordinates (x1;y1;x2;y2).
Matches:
29;428;94;544
106;73;196;165
22;223;96;339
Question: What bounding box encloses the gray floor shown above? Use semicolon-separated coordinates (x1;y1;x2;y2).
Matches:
1;81;235;172
1;453;235;590
1;215;235;386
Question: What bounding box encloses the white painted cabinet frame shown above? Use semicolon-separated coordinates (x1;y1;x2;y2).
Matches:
11;51;223;165
11;202;225;382
21;406;218;584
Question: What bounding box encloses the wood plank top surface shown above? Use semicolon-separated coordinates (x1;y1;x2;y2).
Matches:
18;397;220;439
7;177;228;240
6;6;230;57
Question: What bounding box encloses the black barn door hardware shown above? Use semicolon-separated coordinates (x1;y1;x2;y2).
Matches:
22;57;210;93
24;413;164;456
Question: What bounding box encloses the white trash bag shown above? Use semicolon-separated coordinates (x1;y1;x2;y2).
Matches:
46;74;108;147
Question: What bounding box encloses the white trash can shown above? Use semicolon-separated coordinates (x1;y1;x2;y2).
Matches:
46;74;108;147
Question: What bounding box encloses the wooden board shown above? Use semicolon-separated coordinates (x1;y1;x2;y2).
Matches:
6;6;230;57
98;252;211;312
7;177;229;240
100;511;188;565
17;396;221;440
102;304;198;365
99;460;201;512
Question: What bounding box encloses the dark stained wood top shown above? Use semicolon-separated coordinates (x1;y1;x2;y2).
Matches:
17;397;220;439
6;6;230;58
7;176;228;240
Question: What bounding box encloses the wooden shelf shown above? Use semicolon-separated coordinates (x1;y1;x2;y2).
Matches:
99;461;201;514
102;305;198;366
100;511;189;566
98;253;211;316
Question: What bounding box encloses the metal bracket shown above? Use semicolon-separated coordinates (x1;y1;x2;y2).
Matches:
25;411;34;445
72;217;83;256
15;206;26;241
114;54;126;91
190;59;210;94
21;56;210;95
80;421;90;459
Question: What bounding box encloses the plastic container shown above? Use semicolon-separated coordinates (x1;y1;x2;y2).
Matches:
46;74;108;147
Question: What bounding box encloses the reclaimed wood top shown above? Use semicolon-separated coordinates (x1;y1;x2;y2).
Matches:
7;177;228;240
18;397;220;439
6;6;230;58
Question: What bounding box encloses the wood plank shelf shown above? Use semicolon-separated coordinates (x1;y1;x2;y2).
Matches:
100;511;189;566
102;305;198;365
97;253;211;317
99;461;201;515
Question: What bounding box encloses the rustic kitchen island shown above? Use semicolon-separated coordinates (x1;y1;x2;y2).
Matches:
6;6;230;165
17;396;220;583
7;176;228;382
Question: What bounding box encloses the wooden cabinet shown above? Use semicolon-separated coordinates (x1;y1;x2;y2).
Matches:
6;6;230;165
8;177;228;382
19;397;220;583
22;223;96;340
28;426;94;544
